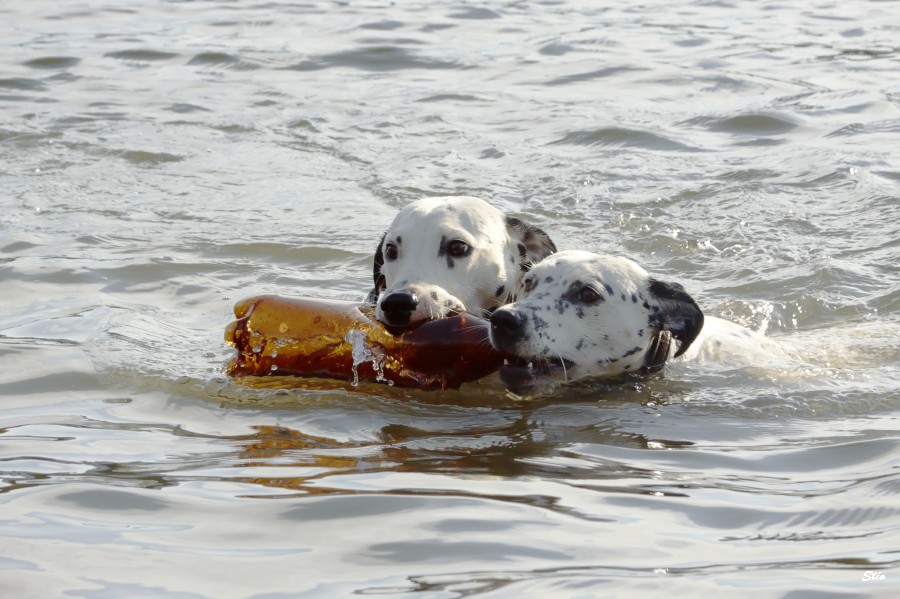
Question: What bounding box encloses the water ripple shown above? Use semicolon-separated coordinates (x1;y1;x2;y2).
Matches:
700;112;801;135
104;49;180;62
549;127;703;152
544;66;648;86
187;52;260;71
23;56;81;70
0;77;45;91
285;46;463;72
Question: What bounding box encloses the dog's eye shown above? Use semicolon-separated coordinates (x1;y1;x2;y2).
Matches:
523;278;534;293
385;242;399;261
578;286;602;304
447;240;470;257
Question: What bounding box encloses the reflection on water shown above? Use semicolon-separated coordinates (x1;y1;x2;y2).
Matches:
1;0;899;597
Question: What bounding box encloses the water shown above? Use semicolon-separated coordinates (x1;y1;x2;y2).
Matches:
1;0;898;597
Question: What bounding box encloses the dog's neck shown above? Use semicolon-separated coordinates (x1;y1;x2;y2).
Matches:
640;330;672;374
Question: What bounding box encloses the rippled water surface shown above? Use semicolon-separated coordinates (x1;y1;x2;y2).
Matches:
2;1;899;597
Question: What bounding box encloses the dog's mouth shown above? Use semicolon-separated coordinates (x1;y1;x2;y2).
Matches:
376;292;468;334
499;355;576;393
380;308;465;336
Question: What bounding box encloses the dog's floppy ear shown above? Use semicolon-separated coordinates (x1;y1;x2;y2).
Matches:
366;232;387;303
647;279;704;357
506;217;557;265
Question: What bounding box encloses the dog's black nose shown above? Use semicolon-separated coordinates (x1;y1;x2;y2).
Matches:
379;291;419;326
490;308;527;347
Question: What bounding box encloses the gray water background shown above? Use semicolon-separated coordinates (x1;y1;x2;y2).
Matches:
1;1;899;597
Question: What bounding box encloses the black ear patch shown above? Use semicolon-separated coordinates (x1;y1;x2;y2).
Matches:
647;279;704;357
506;217;557;264
367;232;387;302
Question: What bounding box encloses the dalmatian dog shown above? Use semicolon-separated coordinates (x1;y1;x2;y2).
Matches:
368;196;557;328
489;250;787;392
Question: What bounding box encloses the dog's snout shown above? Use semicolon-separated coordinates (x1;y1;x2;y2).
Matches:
379;292;419;326
490;308;527;347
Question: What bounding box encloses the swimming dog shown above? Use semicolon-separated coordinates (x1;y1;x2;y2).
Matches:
368;196;556;328
489;250;784;391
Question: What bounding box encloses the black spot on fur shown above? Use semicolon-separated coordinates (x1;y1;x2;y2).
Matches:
645;308;660;329
437;236;454;269
622;346;642;358
554;298;569;315
495;284;505;298
371;232;386;294
544;276;554;283
396;236;402;246
621;293;627;301
632;294;638;303
604;283;614;295
430;291;439;301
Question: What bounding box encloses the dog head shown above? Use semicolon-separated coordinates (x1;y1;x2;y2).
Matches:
368;196;556;328
489;251;704;392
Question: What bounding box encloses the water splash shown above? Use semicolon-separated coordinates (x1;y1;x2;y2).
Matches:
344;328;388;386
